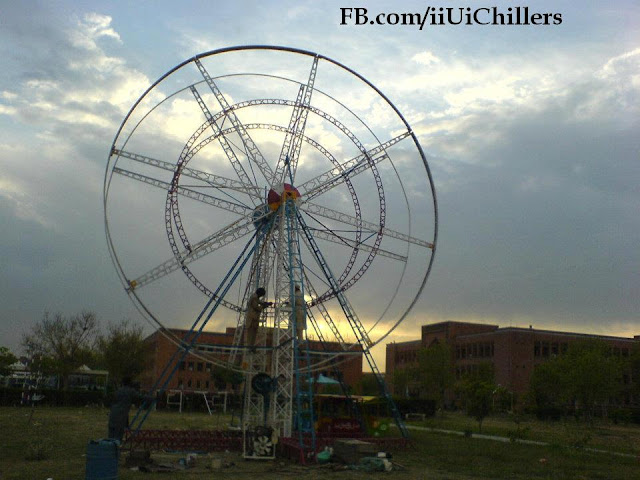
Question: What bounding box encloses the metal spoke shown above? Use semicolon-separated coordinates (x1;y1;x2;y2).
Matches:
298;131;410;201
309;228;406;263
299;261;348;349
272;55;319;185
112;148;262;200
194;58;275;184
127;205;269;292
301;201;434;249
113;167;251;216
189;86;258;198
294;208;373;347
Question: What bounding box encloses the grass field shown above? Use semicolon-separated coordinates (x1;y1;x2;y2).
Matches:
1;406;639;479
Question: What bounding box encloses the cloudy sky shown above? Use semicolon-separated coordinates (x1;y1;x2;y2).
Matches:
1;1;638;370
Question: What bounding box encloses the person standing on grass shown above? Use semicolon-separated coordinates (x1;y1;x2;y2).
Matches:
108;377;148;442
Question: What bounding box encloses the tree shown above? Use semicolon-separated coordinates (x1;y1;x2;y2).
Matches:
529;339;623;421
22;311;98;390
96;319;150;388
416;342;453;409
529;360;569;419
0;346;18;377
457;362;495;432
564;339;622;420
630;343;640;399
357;373;380;396
211;365;244;391
463;380;494;433
392;367;411;397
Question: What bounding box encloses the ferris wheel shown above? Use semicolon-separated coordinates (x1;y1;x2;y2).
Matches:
104;46;437;454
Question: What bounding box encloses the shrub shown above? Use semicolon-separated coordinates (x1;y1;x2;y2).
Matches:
392;397;436;417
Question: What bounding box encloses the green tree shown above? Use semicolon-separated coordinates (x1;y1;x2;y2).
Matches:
96;319;150;387
211;364;244;390
392;367;411;397
630;343;640;399
357;373;380;396
529;359;569;418
529;339;623;421
0;346;18;377
416;343;453;409
564;339;622;421
22;311;98;390
457;362;495;432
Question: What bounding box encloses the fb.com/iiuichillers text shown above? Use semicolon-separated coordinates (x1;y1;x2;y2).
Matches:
340;7;563;28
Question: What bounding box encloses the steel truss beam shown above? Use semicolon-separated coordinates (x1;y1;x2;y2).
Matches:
301;202;433;249
295;209;409;438
273;55;319;185
194;58;275;184
112;148;262;199
189;85;257;203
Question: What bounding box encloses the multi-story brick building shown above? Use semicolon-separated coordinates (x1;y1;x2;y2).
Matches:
142;328;363;394
386;321;638;403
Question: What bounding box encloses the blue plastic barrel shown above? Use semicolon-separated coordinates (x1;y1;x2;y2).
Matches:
85;439;118;480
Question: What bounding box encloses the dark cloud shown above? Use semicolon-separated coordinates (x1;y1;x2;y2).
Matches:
418;85;639;328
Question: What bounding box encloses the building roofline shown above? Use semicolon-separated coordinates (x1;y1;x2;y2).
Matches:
456;326;638;343
421;321;499;329
387;339;422;347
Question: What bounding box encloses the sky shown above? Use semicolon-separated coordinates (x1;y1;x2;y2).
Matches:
0;1;638;372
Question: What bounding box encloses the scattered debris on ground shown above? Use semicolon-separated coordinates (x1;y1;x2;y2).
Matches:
122;440;406;474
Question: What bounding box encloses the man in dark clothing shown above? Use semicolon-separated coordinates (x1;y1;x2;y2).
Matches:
244;287;272;351
108;377;148;442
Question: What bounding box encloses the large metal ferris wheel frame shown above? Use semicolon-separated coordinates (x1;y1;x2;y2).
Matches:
104;45;438;443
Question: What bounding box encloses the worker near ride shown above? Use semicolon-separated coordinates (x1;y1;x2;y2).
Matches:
293;285;306;343
107;377;150;443
245;287;272;351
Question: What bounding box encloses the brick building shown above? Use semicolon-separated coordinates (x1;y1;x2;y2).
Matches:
386;321;638;402
142;328;363;394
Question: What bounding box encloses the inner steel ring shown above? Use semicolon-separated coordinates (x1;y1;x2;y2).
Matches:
165;97;386;310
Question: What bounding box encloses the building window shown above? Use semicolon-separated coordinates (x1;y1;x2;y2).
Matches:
551;343;559;356
196;380;201;389
177;379;183;388
542;342;549;357
179;361;186;370
205;380;210;389
206;363;212;372
188;362;194;371
187;379;192;388
197;362;203;372
455;345;460;359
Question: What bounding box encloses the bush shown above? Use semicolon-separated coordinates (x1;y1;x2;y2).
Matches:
392;397;436;417
610;408;632;425
507;426;530;442
628;407;640;425
533;405;563;421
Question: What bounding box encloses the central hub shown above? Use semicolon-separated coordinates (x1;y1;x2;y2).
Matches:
267;183;301;211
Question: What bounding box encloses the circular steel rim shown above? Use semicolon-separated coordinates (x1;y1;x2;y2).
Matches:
104;45;439;369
